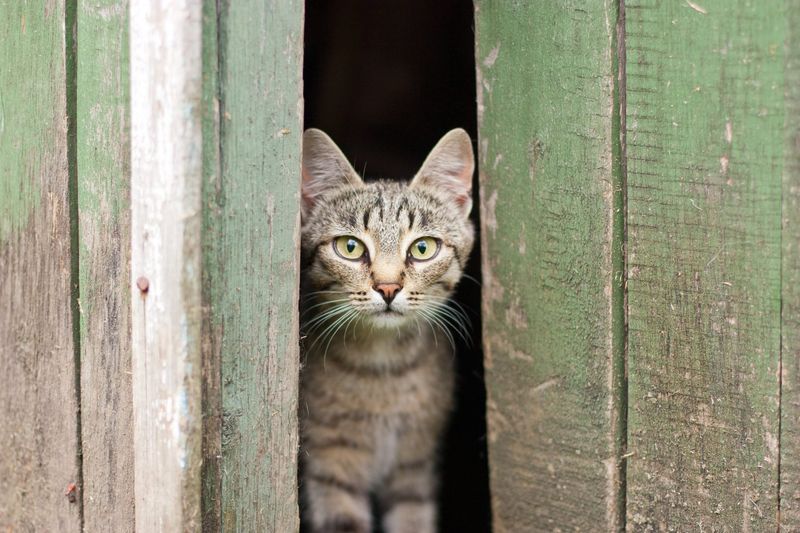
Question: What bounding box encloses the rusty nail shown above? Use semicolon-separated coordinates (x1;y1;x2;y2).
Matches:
136;276;150;293
65;482;77;503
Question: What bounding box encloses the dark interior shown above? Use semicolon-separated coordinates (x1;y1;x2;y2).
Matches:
304;1;491;531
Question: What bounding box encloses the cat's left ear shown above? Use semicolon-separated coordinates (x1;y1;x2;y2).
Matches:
411;128;474;217
301;128;363;215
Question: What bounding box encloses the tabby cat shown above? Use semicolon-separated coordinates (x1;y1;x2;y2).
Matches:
299;128;475;533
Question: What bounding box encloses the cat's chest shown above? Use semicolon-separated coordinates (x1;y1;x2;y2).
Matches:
331;354;441;414
303;340;452;419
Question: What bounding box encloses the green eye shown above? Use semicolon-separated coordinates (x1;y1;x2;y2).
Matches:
408;237;439;261
334;236;366;260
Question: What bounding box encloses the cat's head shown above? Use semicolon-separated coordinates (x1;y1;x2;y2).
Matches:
300;128;475;330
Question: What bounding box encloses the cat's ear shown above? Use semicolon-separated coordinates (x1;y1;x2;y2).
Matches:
411;128;474;217
302;128;363;213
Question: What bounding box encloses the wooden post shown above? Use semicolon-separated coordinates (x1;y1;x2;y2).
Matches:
77;1;135;530
201;1;304;530
130;1;204;529
0;1;82;530
475;1;625;530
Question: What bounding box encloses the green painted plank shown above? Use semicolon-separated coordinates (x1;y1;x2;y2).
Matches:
475;1;624;530
625;1;784;528
202;0;303;530
76;1;134;530
781;1;800;527
0;1;82;530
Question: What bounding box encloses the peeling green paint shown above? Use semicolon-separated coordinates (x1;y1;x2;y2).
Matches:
0;3;62;242
476;1;622;529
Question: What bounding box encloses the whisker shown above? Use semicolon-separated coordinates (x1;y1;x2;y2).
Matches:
420;294;476;320
342;310;363;345
300;297;352;317
302;303;351;335
431;305;471;346
300;289;348;302
417;312;438;348
308;308;356;356
418;307;455;352
323;309;360;359
460;272;482;286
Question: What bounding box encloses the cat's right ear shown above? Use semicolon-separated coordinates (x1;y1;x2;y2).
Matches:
301;129;363;214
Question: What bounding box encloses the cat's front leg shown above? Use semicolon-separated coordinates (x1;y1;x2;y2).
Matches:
378;457;438;533
302;446;373;533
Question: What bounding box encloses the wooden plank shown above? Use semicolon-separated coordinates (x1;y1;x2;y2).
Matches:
781;1;800;527
625;1;785;529
200;0;222;528
130;1;203;529
0;1;82;530
201;0;303;529
475;1;624;530
76;1;134;530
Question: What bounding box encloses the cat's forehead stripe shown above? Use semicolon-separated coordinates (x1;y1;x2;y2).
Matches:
374;191;385;220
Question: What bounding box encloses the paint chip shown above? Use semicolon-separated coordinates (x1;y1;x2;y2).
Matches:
686;1;707;14
483;44;500;68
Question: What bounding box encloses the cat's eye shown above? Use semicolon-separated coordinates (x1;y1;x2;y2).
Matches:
408;237;439;261
333;236;367;260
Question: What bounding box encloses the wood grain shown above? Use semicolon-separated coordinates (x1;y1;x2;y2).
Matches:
625;1;785;529
781;0;800;527
0;1;82;530
201;0;304;530
76;1;134;530
475;1;625;530
130;1;204;529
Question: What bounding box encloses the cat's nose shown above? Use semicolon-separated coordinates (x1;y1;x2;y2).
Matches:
373;282;402;304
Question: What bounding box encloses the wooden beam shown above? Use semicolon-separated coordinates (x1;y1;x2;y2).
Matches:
77;1;135;530
474;1;624;529
130;1;204;529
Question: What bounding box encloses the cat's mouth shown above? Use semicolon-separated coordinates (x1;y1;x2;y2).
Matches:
368;307;408;328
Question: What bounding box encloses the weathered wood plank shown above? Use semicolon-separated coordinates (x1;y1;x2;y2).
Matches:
0;1;82;530
475;1;624;530
130;1;204;529
200;1;222;529
781;1;800;527
625;1;785;529
76;1;134;530
201;0;303;530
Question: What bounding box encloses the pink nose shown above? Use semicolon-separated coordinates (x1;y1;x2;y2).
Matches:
374;282;402;304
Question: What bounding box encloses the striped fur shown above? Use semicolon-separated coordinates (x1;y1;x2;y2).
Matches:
299;129;474;533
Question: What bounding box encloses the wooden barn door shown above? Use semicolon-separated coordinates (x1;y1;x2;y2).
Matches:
4;0;799;531
1;1;304;530
475;0;800;530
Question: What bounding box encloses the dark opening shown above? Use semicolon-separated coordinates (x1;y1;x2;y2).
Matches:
303;1;491;532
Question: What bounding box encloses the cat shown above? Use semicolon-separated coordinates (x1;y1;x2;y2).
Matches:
298;127;475;533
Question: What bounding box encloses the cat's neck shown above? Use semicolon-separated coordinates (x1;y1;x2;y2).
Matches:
308;319;439;372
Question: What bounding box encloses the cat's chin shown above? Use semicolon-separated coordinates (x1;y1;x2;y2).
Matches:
367;310;410;329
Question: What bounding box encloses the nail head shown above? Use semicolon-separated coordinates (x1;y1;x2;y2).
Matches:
136;276;150;293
